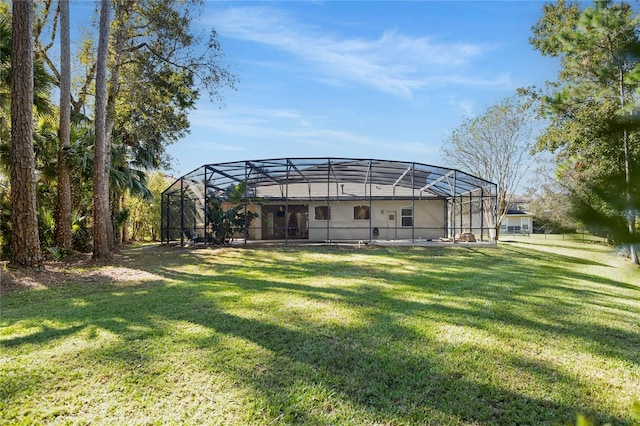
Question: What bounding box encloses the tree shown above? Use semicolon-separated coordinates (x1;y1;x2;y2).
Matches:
525;156;578;233
54;0;72;250
92;0;111;258
125;171;170;241
2;0;235;257
1;16;12;168
74;0;234;249
205;182;259;245
102;0;234;247
10;0;43;268
441;95;537;239
530;0;640;264
108;142;153;244
1;4;57;259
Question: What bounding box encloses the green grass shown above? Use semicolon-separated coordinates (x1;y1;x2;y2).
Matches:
1;240;639;425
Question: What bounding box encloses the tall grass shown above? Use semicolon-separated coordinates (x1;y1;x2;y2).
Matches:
1;240;639;425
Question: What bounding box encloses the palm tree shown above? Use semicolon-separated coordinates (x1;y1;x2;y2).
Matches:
109;142;153;244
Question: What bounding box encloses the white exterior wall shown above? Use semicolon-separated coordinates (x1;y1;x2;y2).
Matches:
502;215;532;233
307;199;445;241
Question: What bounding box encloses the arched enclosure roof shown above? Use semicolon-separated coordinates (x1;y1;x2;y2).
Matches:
161;158;498;245
161;157;496;201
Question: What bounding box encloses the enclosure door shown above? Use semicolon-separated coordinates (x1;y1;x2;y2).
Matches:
387;210;397;240
261;205;309;240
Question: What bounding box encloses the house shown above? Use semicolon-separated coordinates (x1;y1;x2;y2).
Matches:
501;208;534;235
161;158;498;245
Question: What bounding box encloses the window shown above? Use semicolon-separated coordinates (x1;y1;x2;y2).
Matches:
315;206;330;220
353;205;370;220
501;223;507;230
401;208;413;227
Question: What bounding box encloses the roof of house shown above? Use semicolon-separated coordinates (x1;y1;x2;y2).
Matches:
506;209;533;216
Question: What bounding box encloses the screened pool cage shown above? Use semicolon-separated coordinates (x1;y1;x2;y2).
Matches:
161;158;497;246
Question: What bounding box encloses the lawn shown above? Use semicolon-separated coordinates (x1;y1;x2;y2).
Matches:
1;239;639;425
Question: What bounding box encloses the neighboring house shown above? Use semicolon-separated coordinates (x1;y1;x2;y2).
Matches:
501;209;534;235
161;158;498;244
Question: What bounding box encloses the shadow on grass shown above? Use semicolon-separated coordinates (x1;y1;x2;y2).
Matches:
500;238;612;255
1;243;638;424
116;244;640;369
0;324;85;348
2;284;621;424
499;242;612;267
500;245;638;292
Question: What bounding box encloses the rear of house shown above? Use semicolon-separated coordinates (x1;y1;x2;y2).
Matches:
161;158;498;245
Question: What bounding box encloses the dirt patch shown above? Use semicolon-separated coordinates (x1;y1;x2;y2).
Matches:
1;251;164;293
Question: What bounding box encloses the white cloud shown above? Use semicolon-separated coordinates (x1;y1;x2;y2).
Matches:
203;6;507;99
448;97;476;118
189;104;367;143
187;103;437;158
190;142;245;152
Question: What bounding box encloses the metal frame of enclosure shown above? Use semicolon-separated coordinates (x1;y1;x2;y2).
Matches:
161;158;497;245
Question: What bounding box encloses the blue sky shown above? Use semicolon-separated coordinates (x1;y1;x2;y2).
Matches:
166;1;561;176
76;1;562;177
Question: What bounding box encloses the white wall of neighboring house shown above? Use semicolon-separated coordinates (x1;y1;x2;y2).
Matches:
501;214;532;234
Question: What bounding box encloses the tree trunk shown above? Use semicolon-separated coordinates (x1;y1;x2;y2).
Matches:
92;0;111;258
119;193;130;244
623;130;638;264
10;0;43;269
55;0;73;251
494;189;508;241
618;67;638;265
112;191;122;245
103;1;133;249
122;213;130;243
